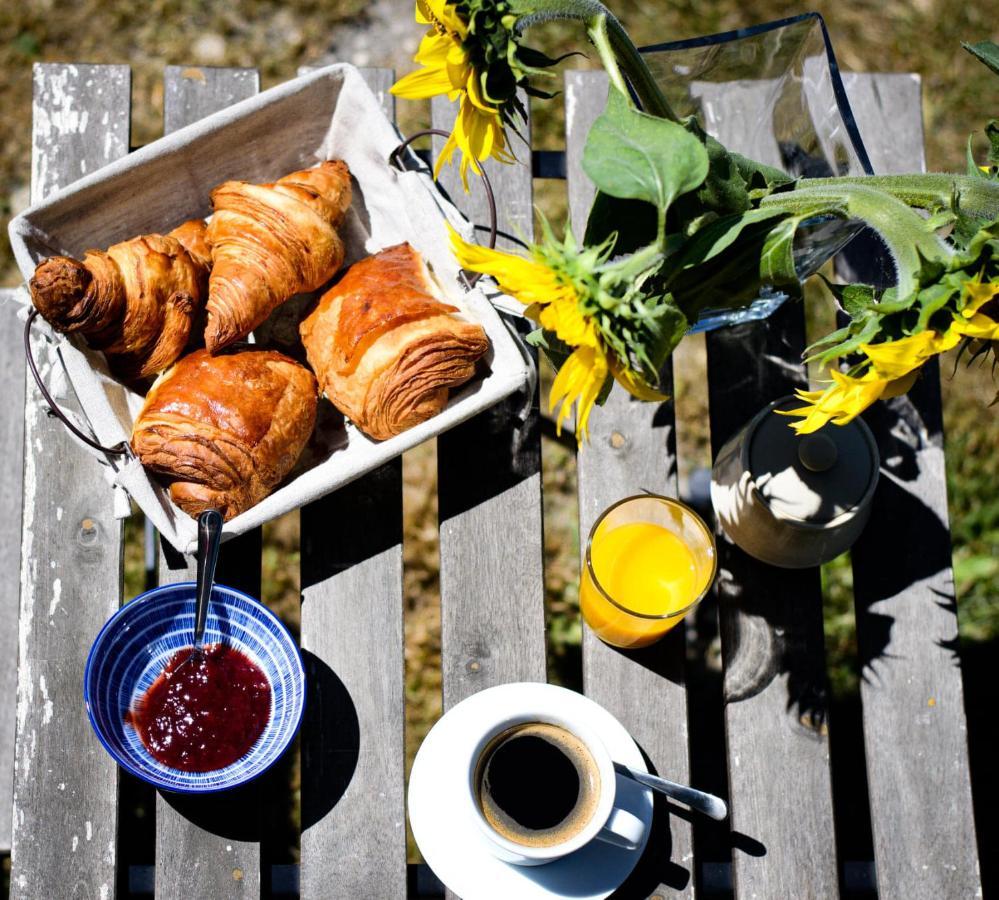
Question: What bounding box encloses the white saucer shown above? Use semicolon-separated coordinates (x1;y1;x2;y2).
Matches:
408;683;654;900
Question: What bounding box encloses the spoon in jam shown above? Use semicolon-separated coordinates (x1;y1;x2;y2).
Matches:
175;508;223;674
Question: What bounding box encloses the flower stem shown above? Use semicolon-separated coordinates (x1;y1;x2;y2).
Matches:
512;0;679;121
761;183;953;297
800;173;999;222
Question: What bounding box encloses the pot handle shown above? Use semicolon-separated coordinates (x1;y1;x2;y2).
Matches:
23;308;131;458
388;129;499;287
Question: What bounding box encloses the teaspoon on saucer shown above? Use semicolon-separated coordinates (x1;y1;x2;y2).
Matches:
615;763;728;821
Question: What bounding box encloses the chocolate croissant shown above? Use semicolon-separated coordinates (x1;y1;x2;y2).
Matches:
205;160;352;352
131;347;318;520
300;243;489;440
29;219;210;381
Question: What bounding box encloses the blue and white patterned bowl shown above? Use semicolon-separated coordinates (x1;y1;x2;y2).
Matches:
84;581;305;793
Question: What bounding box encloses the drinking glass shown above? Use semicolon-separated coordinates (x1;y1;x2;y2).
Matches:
580;495;717;649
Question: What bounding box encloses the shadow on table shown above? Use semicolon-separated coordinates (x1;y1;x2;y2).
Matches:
608;742;740;899
158;780;265;843
299;649;360;831
156;652;359;842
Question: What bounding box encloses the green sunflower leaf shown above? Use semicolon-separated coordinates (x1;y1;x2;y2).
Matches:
582;87;710;216
963;40;999;77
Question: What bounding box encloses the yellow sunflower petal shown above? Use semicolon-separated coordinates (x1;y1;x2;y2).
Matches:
391;62;456;99
549;345;609;442
950;314;999;341
610;360;670;401
420;0;467;37
880;369;920;399
464;67;496;113
448;225;564;306
414;30;455;66
961;279;999;318
860;330;959;379
538;292;596;347
779;368;889;434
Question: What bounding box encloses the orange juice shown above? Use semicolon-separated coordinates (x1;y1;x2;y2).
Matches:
580;497;715;648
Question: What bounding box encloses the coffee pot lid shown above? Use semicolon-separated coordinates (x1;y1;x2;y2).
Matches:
747;396;879;525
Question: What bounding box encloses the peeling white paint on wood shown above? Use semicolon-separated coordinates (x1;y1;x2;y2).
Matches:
46;579;60;620
38;677;51;726
11;62;129;900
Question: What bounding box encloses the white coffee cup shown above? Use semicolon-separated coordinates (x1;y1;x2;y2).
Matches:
460;705;646;866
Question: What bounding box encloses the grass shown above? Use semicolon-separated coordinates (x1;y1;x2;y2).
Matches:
10;0;999;878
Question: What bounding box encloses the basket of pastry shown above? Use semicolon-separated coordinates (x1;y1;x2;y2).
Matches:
8;64;531;554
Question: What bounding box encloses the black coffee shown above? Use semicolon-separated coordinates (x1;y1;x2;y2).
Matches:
475;722;600;848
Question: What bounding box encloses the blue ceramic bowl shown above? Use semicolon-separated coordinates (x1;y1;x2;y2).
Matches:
84;581;305;793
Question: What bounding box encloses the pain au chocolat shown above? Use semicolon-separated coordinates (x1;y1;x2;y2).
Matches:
299;242;489;441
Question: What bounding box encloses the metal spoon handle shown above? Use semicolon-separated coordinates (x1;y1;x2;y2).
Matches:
194;509;223;649
617;764;728;821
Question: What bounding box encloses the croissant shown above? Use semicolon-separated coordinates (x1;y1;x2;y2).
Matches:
205;160;352;352
300;242;490;441
29;219;210;381
131;347;318;521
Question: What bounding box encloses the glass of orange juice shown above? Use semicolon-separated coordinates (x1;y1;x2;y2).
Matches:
580;494;717;649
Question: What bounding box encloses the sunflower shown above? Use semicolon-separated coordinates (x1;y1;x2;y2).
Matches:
781;329;962;433
449;224;674;442
393;0;561;189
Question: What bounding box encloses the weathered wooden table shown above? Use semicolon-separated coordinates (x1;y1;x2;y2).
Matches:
0;60;984;899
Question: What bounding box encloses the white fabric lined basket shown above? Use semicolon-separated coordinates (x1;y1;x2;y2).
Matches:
8;63;533;555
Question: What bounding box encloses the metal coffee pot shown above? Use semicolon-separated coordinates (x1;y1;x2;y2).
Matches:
710;396;880;569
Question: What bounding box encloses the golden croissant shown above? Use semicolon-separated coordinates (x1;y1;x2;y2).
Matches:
300;242;490;440
131;347;318;521
28;219;210;381
205;160;352;352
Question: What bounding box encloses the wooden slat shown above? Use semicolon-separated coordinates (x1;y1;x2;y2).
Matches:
12;62;131;900
431;96;547;710
163;66;260;134
154;65;263;900
0;286;26;854
836;73;982;900
297;66;408;900
699;83;839;899
565;71;696;898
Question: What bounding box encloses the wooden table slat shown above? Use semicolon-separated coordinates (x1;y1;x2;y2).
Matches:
430;96;547;709
565;70;697;899
837;73;982;900
0;284;26;854
699;82;839;900
154;65;264;900
297;66;408;900
11;61;132;900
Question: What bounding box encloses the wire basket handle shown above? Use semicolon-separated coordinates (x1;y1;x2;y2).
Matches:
389;129;497;287
23;308;131;457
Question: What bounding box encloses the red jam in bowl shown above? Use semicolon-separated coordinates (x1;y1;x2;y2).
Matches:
125;644;272;772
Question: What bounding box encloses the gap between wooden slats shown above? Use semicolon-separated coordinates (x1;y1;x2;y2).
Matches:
154;64;265;900
429;96;547;710
297;65;408;900
11;62;131;900
698;83;839;899
564;70;698;899
835;72;982;900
